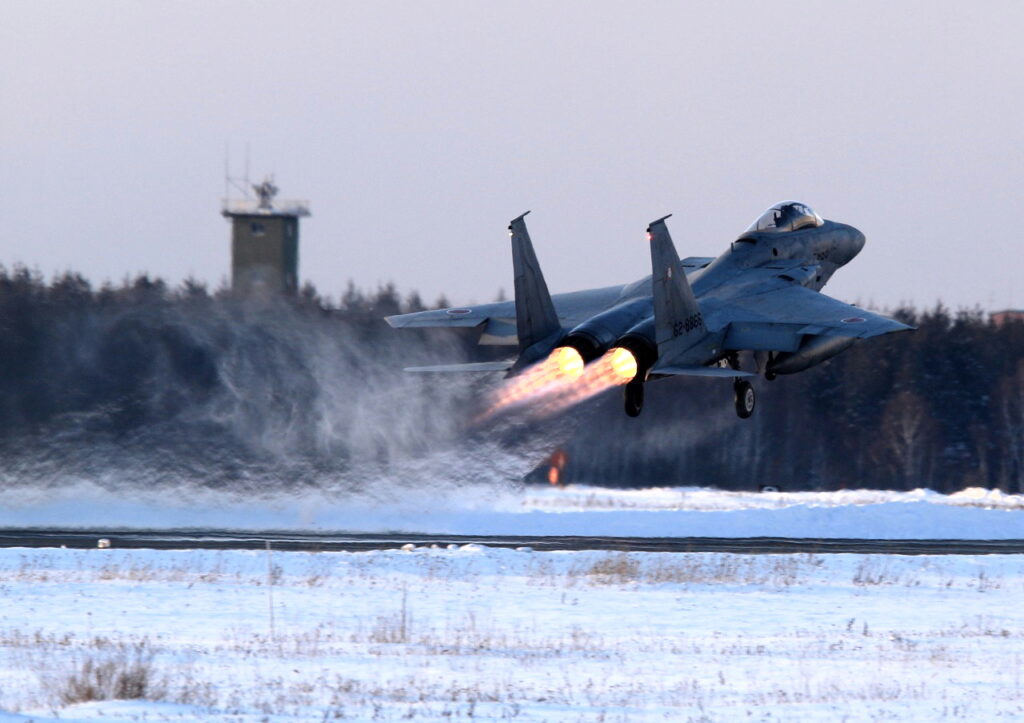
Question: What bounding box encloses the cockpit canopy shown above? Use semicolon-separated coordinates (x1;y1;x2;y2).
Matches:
743;201;824;235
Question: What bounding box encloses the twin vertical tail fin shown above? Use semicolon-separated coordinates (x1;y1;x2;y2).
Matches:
509;212;562;367
507;212;701;372
647;215;706;360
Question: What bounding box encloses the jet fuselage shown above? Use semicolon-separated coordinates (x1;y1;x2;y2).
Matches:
386;202;911;419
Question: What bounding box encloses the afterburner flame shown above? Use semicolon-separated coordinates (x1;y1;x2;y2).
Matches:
476;346;585;421
525;348;640;419
608;347;638;381
476;346;641;423
552;346;585;379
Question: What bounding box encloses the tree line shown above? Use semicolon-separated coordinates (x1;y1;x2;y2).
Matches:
0;265;1020;493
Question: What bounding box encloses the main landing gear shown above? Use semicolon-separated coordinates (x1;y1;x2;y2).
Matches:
734;379;755;419
624;381;644;417
623;376;755;419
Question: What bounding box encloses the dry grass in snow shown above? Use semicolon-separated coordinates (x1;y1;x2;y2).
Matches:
1;546;1024;721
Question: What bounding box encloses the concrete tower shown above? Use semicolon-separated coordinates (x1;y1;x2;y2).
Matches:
222;177;310;296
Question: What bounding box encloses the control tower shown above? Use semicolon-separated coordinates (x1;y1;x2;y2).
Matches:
222;177;310;296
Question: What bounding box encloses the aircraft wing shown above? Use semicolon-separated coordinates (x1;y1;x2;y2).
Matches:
386;285;629;346
717;285;913;353
385;248;706;344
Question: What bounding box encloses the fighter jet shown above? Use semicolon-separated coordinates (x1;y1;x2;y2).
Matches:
386;202;913;418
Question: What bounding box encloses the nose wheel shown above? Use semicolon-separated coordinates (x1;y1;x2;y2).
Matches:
734;380;755;419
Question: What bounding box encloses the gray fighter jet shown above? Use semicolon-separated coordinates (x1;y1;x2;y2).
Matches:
386;202;913;417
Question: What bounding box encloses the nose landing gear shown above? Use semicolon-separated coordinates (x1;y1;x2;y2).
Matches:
734;379;755;419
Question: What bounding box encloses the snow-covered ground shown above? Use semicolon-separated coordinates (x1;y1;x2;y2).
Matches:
2;545;1024;721
2;482;1023;539
525;484;1024;512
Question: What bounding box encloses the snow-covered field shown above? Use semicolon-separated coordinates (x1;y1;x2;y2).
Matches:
3;544;1024;721
3;485;1024;720
2;482;1023;539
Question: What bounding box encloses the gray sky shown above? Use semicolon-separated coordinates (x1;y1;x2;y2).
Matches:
2;1;1022;311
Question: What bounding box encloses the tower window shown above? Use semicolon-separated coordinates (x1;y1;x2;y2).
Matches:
250;222;266;236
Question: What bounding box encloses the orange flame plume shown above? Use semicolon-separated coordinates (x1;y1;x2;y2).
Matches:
476;346;586;421
524;347;638;419
475;346;640;423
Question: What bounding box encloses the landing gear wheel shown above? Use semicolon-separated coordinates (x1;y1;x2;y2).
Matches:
734;380;755;419
624;382;644;417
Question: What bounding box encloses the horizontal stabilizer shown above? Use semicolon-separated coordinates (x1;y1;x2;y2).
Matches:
653;364;755;378
385;310;487;329
404;361;513;373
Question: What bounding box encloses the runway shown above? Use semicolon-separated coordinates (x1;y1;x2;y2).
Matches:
2;529;1024;555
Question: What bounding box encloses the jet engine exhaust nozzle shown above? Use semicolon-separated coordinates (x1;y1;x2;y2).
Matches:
551;346;585;379
609;332;658;384
607;347;639;382
558;333;603;364
560;298;652;363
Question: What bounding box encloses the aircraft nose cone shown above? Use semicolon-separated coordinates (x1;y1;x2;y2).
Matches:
842;226;866;264
852;228;866;253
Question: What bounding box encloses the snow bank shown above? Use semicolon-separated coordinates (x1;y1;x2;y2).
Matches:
1;482;1023;539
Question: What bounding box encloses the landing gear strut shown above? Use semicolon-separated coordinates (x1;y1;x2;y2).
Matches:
624;381;644;417
734;379;755;419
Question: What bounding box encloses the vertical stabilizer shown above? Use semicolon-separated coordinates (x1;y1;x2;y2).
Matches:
509;212;562;361
647;215;706;356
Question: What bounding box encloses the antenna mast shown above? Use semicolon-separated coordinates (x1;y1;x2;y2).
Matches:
223;143;253;199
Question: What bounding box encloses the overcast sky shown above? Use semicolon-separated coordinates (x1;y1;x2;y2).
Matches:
2;1;1022;311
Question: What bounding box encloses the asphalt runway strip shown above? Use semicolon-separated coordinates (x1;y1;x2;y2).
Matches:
2;529;1024;555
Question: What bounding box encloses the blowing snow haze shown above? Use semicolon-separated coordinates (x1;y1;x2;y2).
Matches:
1;1;1023;313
